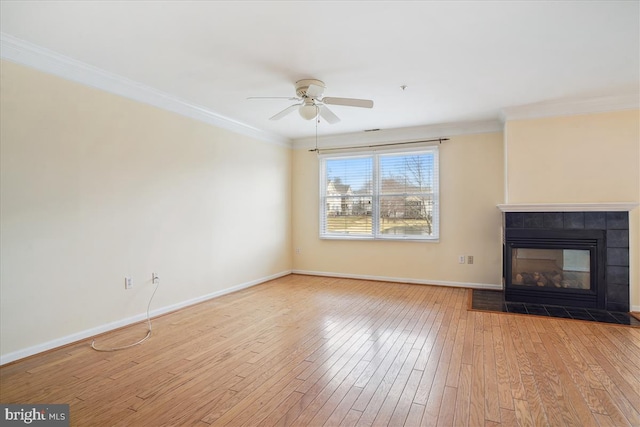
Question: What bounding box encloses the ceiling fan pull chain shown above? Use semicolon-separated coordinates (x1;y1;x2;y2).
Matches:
315;110;319;153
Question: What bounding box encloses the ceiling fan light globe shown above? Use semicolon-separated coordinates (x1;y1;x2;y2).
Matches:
299;104;318;120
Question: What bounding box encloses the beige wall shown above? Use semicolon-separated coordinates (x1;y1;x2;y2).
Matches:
505;110;640;308
505;110;639;204
292;132;505;287
0;61;292;359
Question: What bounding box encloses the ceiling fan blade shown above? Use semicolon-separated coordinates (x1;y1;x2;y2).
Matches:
319;105;340;124
269;103;301;121
322;97;374;108
306;83;324;99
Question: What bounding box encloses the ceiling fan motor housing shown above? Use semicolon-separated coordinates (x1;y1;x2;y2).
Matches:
295;79;325;99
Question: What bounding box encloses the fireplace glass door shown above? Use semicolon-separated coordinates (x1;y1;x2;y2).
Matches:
511;248;590;290
504;225;606;309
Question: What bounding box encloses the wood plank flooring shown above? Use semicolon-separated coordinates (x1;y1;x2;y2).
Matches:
2;274;640;426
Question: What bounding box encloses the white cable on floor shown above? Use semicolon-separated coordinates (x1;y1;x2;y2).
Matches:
91;276;160;352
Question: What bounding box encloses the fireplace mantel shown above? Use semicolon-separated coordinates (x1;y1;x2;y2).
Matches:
497;202;638;213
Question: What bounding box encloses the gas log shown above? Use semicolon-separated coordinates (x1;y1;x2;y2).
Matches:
514;271;582;289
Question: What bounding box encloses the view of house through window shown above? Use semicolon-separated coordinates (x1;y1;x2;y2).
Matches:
320;147;439;240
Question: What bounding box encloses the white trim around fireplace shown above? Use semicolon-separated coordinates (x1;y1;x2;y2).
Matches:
497;203;639;213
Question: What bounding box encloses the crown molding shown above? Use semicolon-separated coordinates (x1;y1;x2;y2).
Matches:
0;33;291;148
292;119;504;150
500;94;640;122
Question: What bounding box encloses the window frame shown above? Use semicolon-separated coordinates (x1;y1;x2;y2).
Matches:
319;146;439;242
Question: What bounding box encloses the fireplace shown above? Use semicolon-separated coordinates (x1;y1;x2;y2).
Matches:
505;228;605;309
502;210;630;312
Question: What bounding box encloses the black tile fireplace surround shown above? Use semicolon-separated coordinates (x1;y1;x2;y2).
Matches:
504;211;630;312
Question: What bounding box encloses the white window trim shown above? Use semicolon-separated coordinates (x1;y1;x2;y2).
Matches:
319;146;439;242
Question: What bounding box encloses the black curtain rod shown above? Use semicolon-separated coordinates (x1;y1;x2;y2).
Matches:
309;137;449;152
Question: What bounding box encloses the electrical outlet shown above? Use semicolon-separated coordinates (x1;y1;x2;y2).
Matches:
125;277;132;290
152;273;159;284
468;255;474;265
296;248;301;254
458;255;466;264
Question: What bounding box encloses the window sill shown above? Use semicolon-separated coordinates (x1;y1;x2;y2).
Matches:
320;235;440;243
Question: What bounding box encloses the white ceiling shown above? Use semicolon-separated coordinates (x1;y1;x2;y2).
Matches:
1;1;638;142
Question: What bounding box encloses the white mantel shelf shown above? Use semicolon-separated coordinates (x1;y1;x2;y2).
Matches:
497;203;639;213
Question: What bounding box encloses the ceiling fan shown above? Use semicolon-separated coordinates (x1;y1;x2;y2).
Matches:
248;79;374;124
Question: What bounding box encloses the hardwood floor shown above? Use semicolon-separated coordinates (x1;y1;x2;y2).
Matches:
2;274;640;426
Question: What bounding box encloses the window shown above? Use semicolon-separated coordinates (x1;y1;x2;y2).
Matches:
320;147;439;240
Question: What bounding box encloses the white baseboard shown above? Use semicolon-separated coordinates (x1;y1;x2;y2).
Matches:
0;270;291;366
632;305;640;312
291;269;503;290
